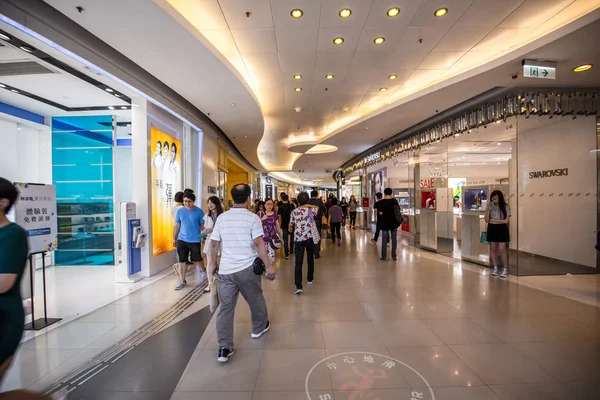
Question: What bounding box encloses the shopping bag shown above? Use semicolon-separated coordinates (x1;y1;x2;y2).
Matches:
209;276;220;313
480;231;489;245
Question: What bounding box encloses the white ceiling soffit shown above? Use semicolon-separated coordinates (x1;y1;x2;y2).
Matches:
42;0;265;169
156;0;600;181
0;27;133;116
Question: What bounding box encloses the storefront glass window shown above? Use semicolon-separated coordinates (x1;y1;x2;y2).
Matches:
52;115;115;266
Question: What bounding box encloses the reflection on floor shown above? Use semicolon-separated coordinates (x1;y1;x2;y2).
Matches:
3;229;599;400
22;265;173;342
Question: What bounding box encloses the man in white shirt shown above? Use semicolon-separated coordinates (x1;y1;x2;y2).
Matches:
207;183;276;363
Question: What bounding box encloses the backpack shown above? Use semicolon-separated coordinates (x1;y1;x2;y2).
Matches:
393;199;403;224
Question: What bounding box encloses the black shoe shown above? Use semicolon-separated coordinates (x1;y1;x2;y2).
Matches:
251;321;271;339
392;257;397;261
315;254;321;259
380;258;386;261
218;347;234;363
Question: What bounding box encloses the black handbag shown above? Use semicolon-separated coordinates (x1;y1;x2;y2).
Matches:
253;257;265;275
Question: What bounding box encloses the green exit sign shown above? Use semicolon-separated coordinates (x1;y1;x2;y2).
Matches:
523;59;556;79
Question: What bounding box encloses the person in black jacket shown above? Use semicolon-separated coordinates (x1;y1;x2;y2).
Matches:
308;190;327;259
378;188;400;261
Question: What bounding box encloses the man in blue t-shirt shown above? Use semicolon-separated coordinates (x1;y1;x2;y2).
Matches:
173;192;204;290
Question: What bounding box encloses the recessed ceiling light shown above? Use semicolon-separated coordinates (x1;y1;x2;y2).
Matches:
105;88;114;93
380;87;388;92
19;45;35;53
573;64;592;72
114;93;121;97
294;87;302;92
435;8;448;17
339;8;352;18
374;37;385;45
231;103;236;106
388;74;398;80
387;7;400;17
108;106;115;110
333;37;344;45
293;74;302;80
126;124;131;127
290;9;303;18
11;89;19;93
0;83;5;88
326;74;335;80
0;33;11;41
121;106;128;110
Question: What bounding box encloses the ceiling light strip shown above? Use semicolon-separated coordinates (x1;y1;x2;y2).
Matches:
340;89;600;176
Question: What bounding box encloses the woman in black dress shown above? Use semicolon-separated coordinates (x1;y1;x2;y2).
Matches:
0;178;61;399
484;190;511;278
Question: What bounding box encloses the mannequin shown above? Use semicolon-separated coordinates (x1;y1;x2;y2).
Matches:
425;191;436;209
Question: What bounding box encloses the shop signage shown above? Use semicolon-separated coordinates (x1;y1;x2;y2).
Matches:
11;183;58;254
398;179;414;184
207;186;217;194
522;60;556;80
364;151;380;163
529;168;568;179
420;178;435;188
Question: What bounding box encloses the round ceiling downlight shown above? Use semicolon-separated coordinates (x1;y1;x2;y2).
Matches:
435;8;448;17
573;64;592;72
290;9;303;18
339;8;352;18
326;74;335;80
374;37;385;44
294;87;302;92
380;87;388;92
388;74;398;80
0;33;12;41
293;74;302;80
19;45;35;53
333;37;344;45
387;7;400;17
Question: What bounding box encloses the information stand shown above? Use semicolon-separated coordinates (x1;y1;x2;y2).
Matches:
24;251;61;330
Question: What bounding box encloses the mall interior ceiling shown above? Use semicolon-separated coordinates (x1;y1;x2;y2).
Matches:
2;0;600;186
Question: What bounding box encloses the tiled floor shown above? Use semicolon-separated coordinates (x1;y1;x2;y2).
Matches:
173;230;600;400
2;228;599;399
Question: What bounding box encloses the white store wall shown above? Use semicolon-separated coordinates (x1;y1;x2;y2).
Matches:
0;115;51;184
201;134;219;205
517;116;597;268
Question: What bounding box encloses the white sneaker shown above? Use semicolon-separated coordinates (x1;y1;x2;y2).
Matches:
175;280;186;290
251;321;270;339
500;268;509;278
308;280;315;285
294;288;303;295
491;266;499;276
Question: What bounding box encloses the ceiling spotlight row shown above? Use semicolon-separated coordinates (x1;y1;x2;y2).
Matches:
333;36;385;45
292;73;399;81
290;7;448;19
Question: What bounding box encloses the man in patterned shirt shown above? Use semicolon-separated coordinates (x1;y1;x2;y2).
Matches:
289;192;319;294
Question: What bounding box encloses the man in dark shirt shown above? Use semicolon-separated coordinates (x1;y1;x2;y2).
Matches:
308;190;328;259
371;192;384;244
378;188;401;261
277;193;295;259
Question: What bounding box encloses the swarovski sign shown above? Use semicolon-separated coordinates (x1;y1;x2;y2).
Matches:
364;151;380;163
529;168;568;179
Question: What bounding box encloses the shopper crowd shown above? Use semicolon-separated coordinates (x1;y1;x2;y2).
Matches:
0;175;512;374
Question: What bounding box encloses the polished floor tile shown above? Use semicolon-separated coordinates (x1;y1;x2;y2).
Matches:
428;386;501;400
421;318;503;345
362;302;419;321
203;322;267;350
388;346;484;387
22;322;118;350
321;321;385;348
318;302;370;321
490;383;573;400
450;344;553;384
265;322;325;349
172;392;253;400
372;320;443;347
255;349;330;391
176;350;263;391
270;303;320;322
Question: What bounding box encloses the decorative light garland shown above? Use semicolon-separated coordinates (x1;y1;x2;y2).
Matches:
340;90;599;177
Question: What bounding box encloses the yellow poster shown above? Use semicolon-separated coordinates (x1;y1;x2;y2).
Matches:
150;127;181;256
